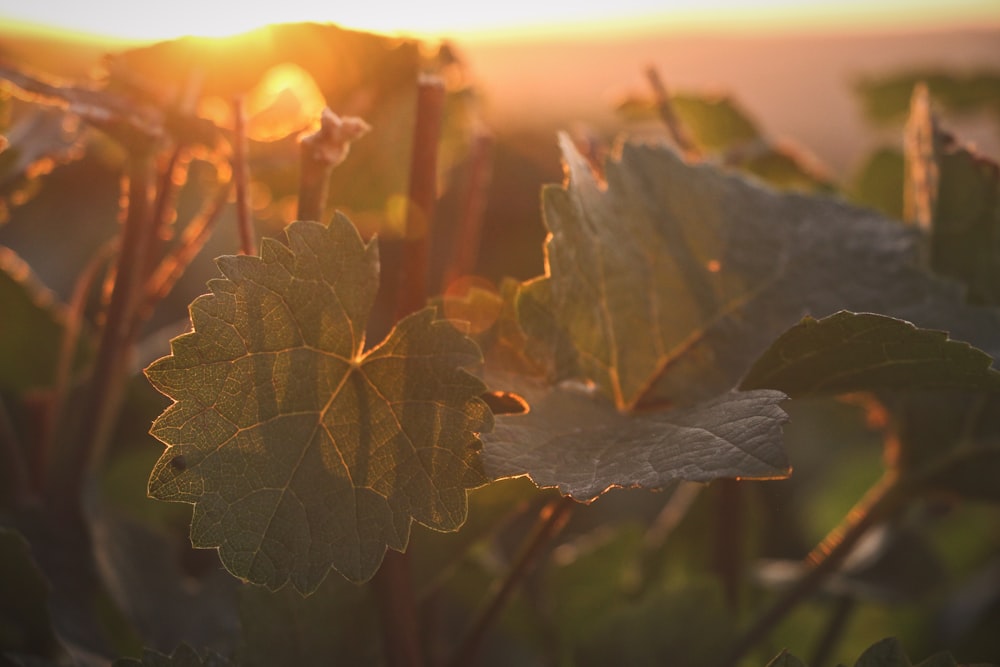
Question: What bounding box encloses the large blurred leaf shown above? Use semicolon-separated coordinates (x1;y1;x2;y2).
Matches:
742;311;1000;398
0;245;68;393
518;134;1000;413
145;215;491;591
904;84;1000;305
855;71;1000;125
852;147;904;220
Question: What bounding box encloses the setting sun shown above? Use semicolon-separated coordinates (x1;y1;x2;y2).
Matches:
1;0;998;43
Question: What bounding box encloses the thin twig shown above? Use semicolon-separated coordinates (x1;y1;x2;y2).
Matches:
297;108;370;223
631;481;703;593
645;65;702;161
714;479;744;611
809;594;856;667
396;75;446;320
448;495;576;667
141;180;233;319
144;145;188;282
718;472;905;667
37;240;116;491
232;95;256;255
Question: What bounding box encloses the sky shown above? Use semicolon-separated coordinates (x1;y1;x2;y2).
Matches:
0;0;998;43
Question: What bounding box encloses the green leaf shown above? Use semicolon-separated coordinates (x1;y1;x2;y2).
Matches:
765;650;809;667
113;644;233;667
0;528;61;658
671;93;762;152
145;215;491;591
854;637;911;667
741;311;1000;397
481;377;788;501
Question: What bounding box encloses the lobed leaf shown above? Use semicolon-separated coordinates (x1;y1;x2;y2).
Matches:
145;215;490;591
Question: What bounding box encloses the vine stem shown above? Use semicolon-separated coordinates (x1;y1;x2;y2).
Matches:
395;75;445;321
448;496;576;667
370;75;445;667
717;471;906;667
714;479;744;611
232;95;256;255
50;145;156;509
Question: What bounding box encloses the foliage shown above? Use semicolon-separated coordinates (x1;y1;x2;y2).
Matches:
1;22;1000;667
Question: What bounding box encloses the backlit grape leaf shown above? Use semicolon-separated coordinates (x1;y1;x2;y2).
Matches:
145;215;491;591
741;311;1000;398
519;134;1000;412
855;71;1000;125
481;376;788;501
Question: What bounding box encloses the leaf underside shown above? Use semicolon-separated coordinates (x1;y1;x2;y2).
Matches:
145;215;490;591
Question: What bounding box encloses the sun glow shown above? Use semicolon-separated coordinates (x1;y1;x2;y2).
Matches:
1;0;997;44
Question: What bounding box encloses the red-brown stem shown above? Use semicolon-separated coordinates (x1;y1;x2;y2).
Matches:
448;496;576;667
713;479;744;611
645;65;702;161
232;96;256;255
372;75;446;667
37;241;116;493
441;131;493;292
395;75;446;320
718;472;905;667
50;146;156;508
373;549;425;667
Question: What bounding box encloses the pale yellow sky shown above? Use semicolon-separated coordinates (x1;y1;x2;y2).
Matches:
0;0;997;42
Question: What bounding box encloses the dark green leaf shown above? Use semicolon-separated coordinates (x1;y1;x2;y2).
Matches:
113;644;232;667
145;215;491;591
0;528;61;658
766;650;809;667
741;311;1000;397
854;637;911;667
913;653;958;667
481;377;788;501
671;93;762;152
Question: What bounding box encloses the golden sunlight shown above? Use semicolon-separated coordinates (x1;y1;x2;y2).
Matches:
1;0;997;43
